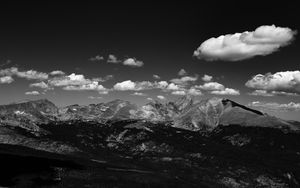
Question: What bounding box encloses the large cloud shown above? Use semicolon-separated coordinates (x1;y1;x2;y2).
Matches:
248;101;300;112
194;25;297;61
246;70;300;94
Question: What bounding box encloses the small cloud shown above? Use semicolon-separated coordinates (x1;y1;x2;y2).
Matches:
202;74;213;82
153;74;161;79
30;81;52;90
131;92;147;96
194;25;297;61
88;96;103;99
171;90;186;95
170;75;198;86
211;88;240;95
49;70;65;76
113;80;169;91
62;81;107;91
113;80;136;91
166;83;182;91
157;95;166;100
25;91;40;95
195;82;239;95
249;90;275;97
123;58;144;67
89;55;104;62
187;88;202;96
0;76;14;84
107;54;121;64
146;97;153;101
196;82;225;91
92;75;114;82
178;69;187;76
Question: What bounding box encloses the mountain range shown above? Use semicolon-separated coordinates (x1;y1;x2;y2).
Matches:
0;96;299;187
0;96;298;132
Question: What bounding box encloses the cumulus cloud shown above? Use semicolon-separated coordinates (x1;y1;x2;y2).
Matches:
157;95;166;100
170;75;198;86
89;55;104;62
113;80;169;91
202;74;213;82
147;97;153;101
248;101;300;112
30;81;51;90
171;90;186;95
245;70;300;94
187;88;202;96
0;67;48;80
178;69;187;76
113;80;139;91
25;91;40;95
196;82;225;91
49;70;65;76
166;83;181;90
195;82;239;95
107;54;121;63
49;73;91;87
0;76;14;84
211;88;240;95
63;81;107;91
170;87;202;96
153;74;161;79
131;92;147;96
48;73;109;93
194;25;297;61
123;58;144;67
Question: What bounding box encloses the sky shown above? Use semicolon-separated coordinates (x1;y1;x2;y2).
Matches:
0;2;300;121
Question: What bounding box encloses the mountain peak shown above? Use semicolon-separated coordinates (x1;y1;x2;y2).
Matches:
174;95;194;111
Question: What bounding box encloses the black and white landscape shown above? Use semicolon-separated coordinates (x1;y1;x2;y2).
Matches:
0;97;299;187
0;2;300;188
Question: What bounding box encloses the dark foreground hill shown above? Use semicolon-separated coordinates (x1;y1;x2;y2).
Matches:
0;97;300;187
